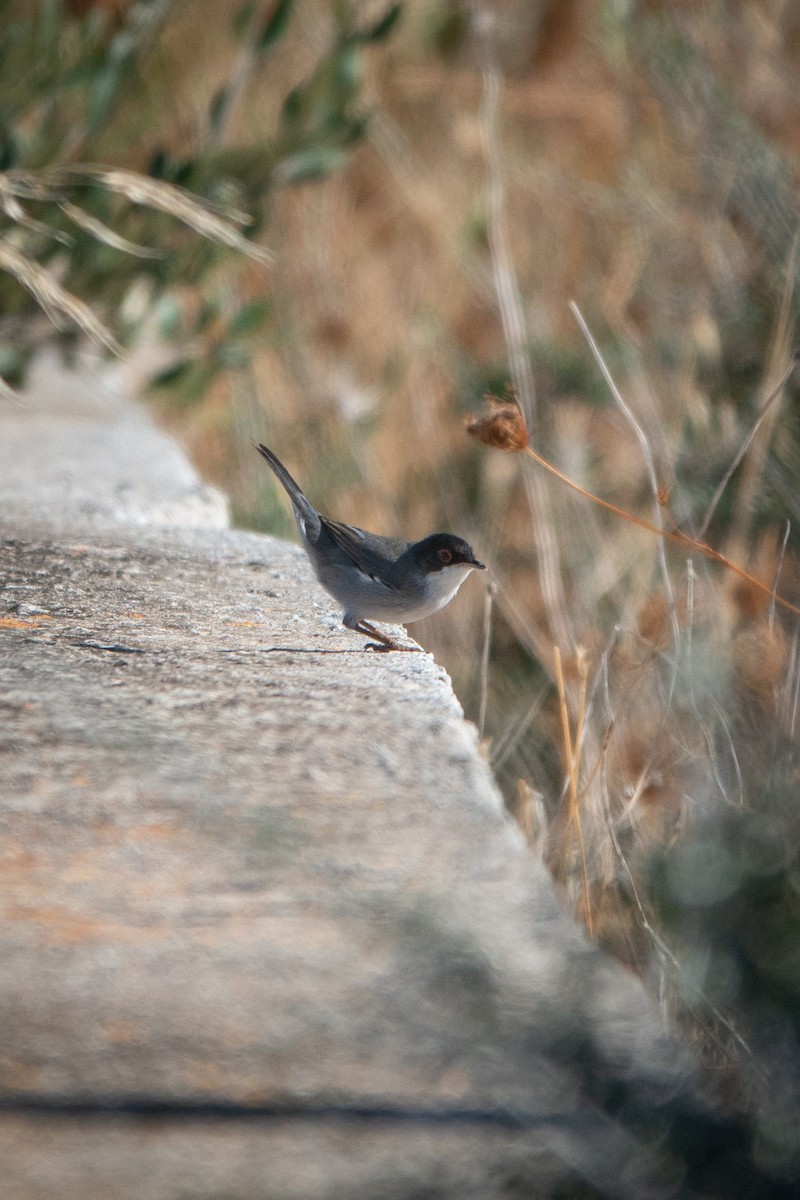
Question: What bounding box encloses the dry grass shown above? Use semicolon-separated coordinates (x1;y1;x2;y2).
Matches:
145;0;800;1097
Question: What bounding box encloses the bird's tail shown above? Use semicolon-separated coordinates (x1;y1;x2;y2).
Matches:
254;443;319;531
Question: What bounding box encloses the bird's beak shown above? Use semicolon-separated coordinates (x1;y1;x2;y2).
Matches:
470;558;487;570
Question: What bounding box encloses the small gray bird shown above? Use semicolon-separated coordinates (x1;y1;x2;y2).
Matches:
255;443;486;650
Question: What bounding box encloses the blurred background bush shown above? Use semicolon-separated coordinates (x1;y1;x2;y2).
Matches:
3;0;800;1183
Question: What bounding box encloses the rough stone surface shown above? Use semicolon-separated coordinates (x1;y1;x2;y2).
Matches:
1;354;229;531
1;359;703;1199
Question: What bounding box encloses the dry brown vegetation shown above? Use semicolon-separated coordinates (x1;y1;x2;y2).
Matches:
23;0;798;1128
148;4;800;1109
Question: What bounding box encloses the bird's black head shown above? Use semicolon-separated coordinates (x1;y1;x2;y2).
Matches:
412;533;486;574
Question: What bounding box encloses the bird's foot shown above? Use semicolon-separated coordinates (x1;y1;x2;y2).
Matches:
364;639;421;653
352;619;421;653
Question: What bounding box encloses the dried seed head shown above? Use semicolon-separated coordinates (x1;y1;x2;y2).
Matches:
466;393;529;452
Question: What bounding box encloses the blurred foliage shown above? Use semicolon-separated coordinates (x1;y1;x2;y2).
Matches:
649;708;800;1181
0;0;401;392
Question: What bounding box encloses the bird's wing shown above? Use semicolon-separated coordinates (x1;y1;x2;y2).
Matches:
321;518;406;590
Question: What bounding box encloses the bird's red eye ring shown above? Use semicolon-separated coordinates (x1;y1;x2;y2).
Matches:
438;548;453;564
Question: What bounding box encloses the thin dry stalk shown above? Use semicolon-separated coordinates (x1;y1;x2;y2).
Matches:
507;780;549;857
699;352;797;540
790;646;800;739
0;161;271;372
42;167;272;264
478;579;495;738
479;66;536;422
684;568;743;810
599;762;755;1065
554;645;593;936
525;441;800;616
490;679;549;771
574;645;589;778
566;626;623;804
0;175;71;244
488;569;557;675
466;397;800;620
0;239;122;355
58;200;161;258
478;63;573;649
512;778;535;842
570;300;680;643
770;520;792;630
727;239;797;549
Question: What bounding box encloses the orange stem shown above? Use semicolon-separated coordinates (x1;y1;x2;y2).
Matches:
524;445;800;620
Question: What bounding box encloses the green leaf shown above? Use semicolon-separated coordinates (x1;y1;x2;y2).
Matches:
227;297;272;336
256;0;294;52
150;359;194;388
0;130;18;170
280;84;306;128
86;65;123;135
151;360;220;405
355;3;402;43
209;84;231;135
428;3;468;57
332;43;362;92
154;295;183;339
194;298;221;333
340;113;369;147
272;146;347;185
0;341;32;387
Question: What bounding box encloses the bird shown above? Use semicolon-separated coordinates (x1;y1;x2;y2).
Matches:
254;443;486;650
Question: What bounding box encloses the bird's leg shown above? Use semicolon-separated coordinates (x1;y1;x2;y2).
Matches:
348;619;421;653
